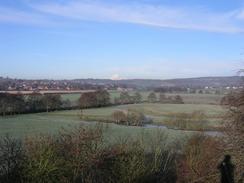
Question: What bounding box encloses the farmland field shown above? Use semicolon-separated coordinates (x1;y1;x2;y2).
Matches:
61;91;153;104
165;93;223;104
62;91;224;105
0;111;194;147
79;103;225;129
78;103;224;118
0;91;226;142
0;102;225;138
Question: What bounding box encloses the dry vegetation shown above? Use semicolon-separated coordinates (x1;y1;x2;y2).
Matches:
0;125;178;183
222;90;244;181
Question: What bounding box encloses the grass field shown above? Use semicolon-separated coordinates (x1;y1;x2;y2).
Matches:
0;91;226;142
165;93;223;105
62;91;223;105
0;103;225;139
78;103;224;117
79;103;225;128
61;91;152;104
0;112;194;147
45;103;224;119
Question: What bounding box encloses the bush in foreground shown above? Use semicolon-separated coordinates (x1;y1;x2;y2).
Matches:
0;125;177;183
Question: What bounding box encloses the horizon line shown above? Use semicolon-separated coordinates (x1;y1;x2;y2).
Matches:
0;75;241;81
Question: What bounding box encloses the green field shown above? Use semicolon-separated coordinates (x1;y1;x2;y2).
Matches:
0;92;226;142
78;103;224;117
61;91;153;104
165;93;223;105
80;103;225;128
0;102;225;139
0;112;194;147
62;91;223;105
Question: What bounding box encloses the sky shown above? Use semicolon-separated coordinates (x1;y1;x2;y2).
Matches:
0;0;244;80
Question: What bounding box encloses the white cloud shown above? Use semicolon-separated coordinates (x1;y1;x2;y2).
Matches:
110;74;123;80
0;1;243;33
30;1;244;33
0;7;52;26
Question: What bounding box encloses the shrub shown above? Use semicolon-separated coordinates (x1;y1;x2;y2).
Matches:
111;110;149;126
23;136;64;183
127;110;146;126
112;110;127;124
0;125;178;183
0;135;23;183
164;111;209;130
174;95;184;104
222;90;244;180
177;134;222;183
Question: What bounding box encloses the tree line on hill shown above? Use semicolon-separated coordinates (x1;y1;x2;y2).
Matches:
0;93;68;116
79;90;110;108
147;92;184;104
79;91;184;107
114;91;142;104
0;90;112;116
0;90;184;116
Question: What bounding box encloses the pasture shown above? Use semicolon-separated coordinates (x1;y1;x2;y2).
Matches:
79;103;225;129
61;91;151;103
78;103;224;118
0;102;225;139
0;91;226;142
0;112;193;147
62;91;223;105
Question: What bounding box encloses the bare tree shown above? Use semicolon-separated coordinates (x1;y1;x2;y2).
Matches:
222;70;244;181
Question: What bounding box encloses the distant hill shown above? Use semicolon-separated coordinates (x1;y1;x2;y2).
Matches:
0;76;243;90
73;76;244;88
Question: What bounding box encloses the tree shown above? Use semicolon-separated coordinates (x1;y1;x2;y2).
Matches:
62;99;72;109
0;94;26;115
26;94;45;112
11;94;26;114
159;93;167;103
148;92;157;103
223;90;244;180
96;90;110;107
79;92;97;109
0;93;10;116
174;95;184;104
43;94;62;112
79;90;111;109
119;91;131;104
133;92;142;103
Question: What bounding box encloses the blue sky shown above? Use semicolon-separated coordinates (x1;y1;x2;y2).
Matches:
0;0;243;80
